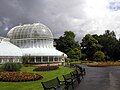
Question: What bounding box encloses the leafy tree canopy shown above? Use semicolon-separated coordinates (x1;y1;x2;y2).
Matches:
55;31;80;54
81;34;102;59
67;48;81;61
96;30;118;59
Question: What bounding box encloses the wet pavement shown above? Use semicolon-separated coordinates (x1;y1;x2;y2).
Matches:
75;65;120;90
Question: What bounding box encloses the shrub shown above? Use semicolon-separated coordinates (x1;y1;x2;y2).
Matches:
0;72;43;82
1;63;22;72
93;51;105;61
34;66;59;71
118;60;120;62
105;55;110;61
81;53;86;60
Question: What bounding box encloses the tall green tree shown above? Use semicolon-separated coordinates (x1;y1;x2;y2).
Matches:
114;39;120;60
97;30;118;60
81;34;102;60
55;31;80;54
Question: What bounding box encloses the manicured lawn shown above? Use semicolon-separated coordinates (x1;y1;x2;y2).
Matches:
0;66;74;90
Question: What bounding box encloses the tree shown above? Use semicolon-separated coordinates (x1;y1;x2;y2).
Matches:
81;34;102;60
55;31;80;54
113;39;120;60
93;51;105;61
97;30;118;60
67;48;81;61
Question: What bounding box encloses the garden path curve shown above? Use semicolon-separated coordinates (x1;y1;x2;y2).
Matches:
75;65;120;90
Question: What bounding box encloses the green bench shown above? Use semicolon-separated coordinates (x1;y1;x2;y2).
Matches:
41;66;86;90
63;72;79;89
41;77;66;90
76;65;86;78
71;69;82;83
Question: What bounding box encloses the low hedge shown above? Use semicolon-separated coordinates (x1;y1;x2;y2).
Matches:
34;66;59;71
0;72;43;82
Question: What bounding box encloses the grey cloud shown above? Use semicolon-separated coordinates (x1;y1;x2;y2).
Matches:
0;0;120;41
0;0;86;40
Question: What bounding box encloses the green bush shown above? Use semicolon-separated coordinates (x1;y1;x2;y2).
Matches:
1;63;22;72
117;60;120;62
93;51;105;61
105;55;110;61
81;53;86;60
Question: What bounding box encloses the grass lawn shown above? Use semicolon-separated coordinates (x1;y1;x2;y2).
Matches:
0;66;74;90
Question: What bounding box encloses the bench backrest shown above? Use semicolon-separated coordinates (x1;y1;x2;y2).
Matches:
76;65;82;70
72;70;79;75
63;73;72;80
41;77;60;89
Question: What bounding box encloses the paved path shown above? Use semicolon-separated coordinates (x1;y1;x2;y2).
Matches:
75;65;120;90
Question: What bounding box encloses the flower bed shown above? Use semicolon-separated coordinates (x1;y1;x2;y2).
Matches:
34;66;59;71
87;62;120;67
0;72;43;82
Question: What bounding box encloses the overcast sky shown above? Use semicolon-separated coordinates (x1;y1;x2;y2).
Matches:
0;0;120;41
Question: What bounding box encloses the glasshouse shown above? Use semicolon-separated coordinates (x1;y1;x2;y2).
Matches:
0;23;67;65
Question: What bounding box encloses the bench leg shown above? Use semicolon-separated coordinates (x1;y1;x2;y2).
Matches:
65;85;69;90
72;81;74;89
77;77;81;83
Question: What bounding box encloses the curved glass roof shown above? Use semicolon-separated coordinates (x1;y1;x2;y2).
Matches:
7;23;53;39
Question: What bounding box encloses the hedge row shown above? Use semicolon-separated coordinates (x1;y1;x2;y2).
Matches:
34;66;59;71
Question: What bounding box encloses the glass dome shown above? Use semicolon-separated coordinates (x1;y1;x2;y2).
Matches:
7;23;53;39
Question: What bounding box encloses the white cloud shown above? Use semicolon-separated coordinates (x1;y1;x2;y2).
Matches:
80;0;120;39
62;0;120;40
